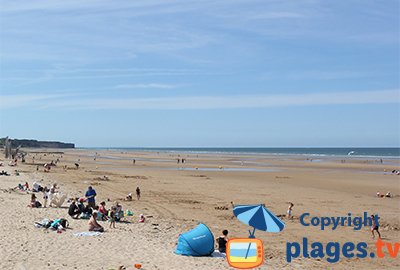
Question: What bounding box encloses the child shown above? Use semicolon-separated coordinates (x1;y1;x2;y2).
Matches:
138;214;145;223
217;230;229;253
42;187;49;208
109;209;116;228
287;202;294;219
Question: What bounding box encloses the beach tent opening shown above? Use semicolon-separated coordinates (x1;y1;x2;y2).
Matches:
175;223;214;256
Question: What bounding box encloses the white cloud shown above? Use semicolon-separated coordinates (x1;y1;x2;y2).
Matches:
2;89;398;110
0;94;67;109
114;83;179;89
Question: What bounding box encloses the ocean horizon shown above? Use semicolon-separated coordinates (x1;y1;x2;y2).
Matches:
79;147;400;158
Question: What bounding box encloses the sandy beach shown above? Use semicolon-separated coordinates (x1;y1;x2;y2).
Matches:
0;148;399;270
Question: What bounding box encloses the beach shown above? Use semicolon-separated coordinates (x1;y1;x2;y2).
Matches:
0;148;399;270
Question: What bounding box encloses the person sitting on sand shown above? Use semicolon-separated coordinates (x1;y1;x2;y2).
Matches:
32;182;39;192
126;193;132;201
287;202;294;219
385;191;392;198
77;198;86;212
138;214;145;223
376;192;385;198
0;170;10;176
49;183;58;198
371;214;381;239
29;194;42;208
217;230;229;253
99;201;109;220
68;199;81;219
77;198;92;217
112;201;124;221
88;212;104;232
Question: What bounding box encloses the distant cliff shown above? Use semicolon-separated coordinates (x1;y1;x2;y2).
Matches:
0;138;75;148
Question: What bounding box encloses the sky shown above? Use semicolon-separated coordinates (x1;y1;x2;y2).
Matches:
0;0;399;147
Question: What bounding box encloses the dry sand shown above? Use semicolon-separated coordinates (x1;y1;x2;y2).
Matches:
0;149;399;270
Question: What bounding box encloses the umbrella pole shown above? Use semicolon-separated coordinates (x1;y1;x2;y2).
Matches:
248;227;256;238
245;228;256;259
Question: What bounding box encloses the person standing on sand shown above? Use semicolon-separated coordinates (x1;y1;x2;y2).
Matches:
287;202;294;219
371;214;381;239
42;187;49;208
136;187;141;200
109;209;116;228
85;186;97;208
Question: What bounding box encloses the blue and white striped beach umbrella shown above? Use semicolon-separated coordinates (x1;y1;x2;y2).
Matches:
233;204;285;235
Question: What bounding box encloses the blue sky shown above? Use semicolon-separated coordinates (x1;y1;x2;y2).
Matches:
0;0;399;147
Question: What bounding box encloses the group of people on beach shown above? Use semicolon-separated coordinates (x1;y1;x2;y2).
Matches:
66;186;144;232
24;182;61;208
376;191;393;198
19;177;144;232
126;186;141;201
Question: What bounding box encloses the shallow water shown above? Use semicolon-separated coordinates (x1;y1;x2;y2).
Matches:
97;166;280;173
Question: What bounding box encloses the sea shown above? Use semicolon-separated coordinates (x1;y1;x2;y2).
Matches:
83;147;400;159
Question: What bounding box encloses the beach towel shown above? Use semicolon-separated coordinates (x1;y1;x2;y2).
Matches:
74;232;102;237
211;250;226;258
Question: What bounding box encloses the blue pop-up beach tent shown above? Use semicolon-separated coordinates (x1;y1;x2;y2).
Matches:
175;223;214;256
